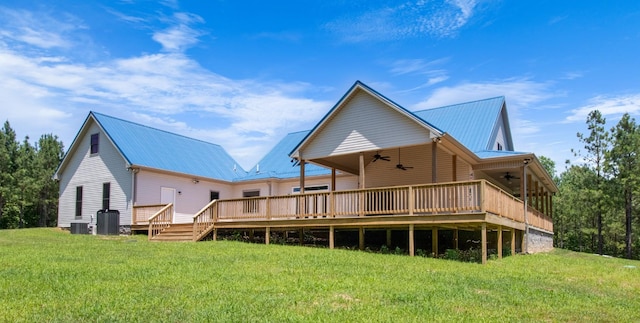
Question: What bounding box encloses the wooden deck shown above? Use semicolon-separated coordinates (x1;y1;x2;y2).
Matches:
184;180;552;263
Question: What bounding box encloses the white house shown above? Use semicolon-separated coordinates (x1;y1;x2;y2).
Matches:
55;81;556;258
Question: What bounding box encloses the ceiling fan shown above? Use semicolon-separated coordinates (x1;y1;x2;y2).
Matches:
396;149;413;171
501;172;520;181
372;151;391;162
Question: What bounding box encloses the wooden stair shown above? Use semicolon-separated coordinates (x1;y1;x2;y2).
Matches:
151;223;193;242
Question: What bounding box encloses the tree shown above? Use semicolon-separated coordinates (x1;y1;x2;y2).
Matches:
15;136;37;228
576;110;609;255
35;134;64;227
0;121;19;229
606;113;640;259
539;155;558;183
554;164;599;252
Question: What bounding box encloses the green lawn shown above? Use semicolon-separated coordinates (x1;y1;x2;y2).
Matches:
1;228;639;322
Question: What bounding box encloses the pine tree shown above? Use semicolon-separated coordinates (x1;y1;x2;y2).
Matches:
0;121;19;229
576;110;608;255
606;113;640;259
35;134;64;227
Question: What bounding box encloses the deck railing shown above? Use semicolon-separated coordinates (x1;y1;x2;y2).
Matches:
193;200;218;241
133;204;166;225
191;180;553;240
148;203;173;240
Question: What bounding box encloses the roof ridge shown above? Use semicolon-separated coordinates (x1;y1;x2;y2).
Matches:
413;96;505;113
91;111;223;148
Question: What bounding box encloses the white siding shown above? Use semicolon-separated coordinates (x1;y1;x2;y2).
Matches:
57;122;132;227
302;90;435;159
136;170;234;223
456;158;473;181
491;112;510;151
273;174;359;195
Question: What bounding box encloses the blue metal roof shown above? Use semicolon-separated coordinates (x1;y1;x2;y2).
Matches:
413;96;506;152
474;150;528;159
242;130;331;181
92;112;245;181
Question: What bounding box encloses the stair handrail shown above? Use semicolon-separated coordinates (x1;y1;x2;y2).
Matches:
193;199;218;241
148;203;173;240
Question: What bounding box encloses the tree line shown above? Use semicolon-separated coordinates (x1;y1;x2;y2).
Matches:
0;121;64;229
553;110;640;259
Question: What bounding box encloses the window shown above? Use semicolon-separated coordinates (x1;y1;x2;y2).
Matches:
90;133;99;154
102;182;110;210
242;190;260;213
210;191;220;201
292;184;329;194
75;186;83;218
497;143;503;151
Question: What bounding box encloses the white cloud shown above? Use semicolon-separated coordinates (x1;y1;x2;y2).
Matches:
0;6;83;49
325;0;479;42
565;94;640;123
0;7;331;169
413;78;555;110
152;12;205;52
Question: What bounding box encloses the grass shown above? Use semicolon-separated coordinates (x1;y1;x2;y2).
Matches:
1;228;639;322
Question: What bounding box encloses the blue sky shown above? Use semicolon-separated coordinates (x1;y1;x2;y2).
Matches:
1;1;639;173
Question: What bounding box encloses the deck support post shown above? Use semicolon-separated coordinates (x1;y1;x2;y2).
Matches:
481;223;487;265
299;229;304;245
386;229;392;247
454;228;459;250
249;230;254;242
265;227;270;245
497;226;503;259
409;224;415;257
432;227;438;256
510;228;516;255
213;228;217;241
358;227;365;250
329;226;335;249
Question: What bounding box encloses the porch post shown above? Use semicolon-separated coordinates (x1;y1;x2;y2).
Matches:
329;226;335;249
409;224;415;257
452;155;457;181
497;226;503;259
527;174;533;207
359;152;365;189
265;227;270;245
359;227;365;250
331;168;336;191
432;142;438;183
534;180;540;211
432;227;438;256
213;228;217;241
359;153;365;217
300;159;305;194
481;223;487;265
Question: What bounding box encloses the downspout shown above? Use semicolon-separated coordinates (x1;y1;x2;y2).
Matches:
523;158;530;254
